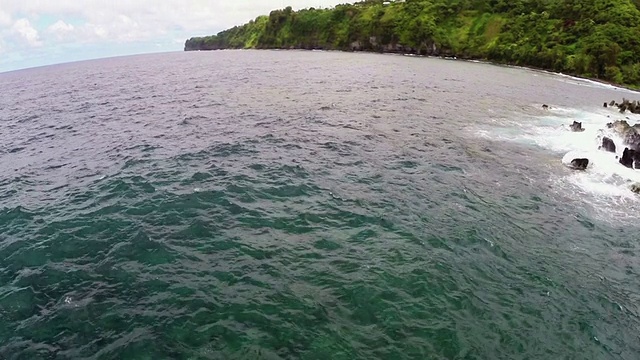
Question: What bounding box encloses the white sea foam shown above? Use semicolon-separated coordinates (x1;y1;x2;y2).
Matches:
478;105;640;220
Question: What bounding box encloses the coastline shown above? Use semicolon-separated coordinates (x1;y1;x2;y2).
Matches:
186;47;640;94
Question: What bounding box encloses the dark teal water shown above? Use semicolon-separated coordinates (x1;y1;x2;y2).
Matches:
1;51;639;359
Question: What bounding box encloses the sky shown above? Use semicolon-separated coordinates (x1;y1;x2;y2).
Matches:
0;0;343;73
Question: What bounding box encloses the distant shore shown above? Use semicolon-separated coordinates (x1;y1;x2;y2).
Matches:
185;47;640;94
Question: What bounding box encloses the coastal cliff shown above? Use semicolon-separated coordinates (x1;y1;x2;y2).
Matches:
185;0;640;87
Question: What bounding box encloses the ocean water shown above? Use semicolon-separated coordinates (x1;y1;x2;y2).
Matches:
0;50;639;359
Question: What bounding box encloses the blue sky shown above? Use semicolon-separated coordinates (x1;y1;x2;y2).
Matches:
0;0;342;73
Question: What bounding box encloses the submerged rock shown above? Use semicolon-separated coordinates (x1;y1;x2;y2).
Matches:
600;137;616;152
569;121;584;132
631;183;640;194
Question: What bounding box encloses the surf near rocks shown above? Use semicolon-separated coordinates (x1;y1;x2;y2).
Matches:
563;98;640;193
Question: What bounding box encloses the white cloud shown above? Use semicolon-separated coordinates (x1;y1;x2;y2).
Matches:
0;0;344;72
0;10;12;27
91;24;108;39
47;20;74;41
49;20;74;33
11;18;42;47
1;1;341;35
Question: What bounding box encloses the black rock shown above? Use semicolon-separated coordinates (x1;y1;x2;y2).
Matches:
570;158;589;170
619;148;636;168
601;137;616;152
603;102;608;108
569;121;584;132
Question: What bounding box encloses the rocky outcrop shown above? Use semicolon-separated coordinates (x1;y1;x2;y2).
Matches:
562;150;590;170
570;158;589;170
606;120;640;150
607;119;630;133
618;147;640;169
600;137;616;152
619;148;635;168
626;132;640;151
569;121;584;132
608;98;640;114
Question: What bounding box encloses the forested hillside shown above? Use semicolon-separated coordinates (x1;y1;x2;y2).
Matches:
185;0;640;87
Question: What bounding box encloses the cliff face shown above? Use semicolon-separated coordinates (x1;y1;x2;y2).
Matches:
185;0;640;87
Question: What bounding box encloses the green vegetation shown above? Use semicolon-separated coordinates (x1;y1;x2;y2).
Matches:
184;0;640;87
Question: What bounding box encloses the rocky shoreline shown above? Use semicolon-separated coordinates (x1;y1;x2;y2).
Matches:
563;98;640;193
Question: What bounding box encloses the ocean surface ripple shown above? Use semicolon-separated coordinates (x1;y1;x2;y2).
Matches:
1;51;639;359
